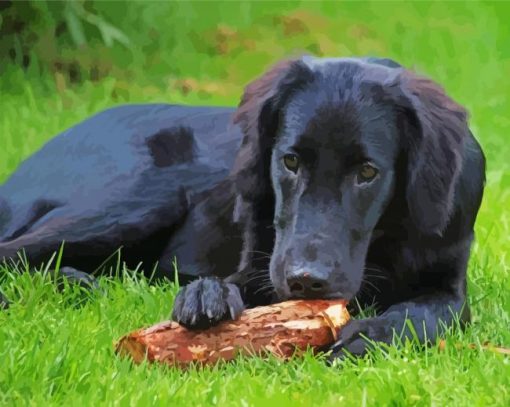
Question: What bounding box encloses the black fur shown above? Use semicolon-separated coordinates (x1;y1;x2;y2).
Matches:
147;127;196;167
0;57;485;358
0;105;241;278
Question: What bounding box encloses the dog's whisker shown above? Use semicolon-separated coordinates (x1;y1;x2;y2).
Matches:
244;278;269;285
253;284;275;296
364;273;390;281
246;268;270;277
245;269;270;278
251;256;272;262
361;278;381;293
245;278;271;286
364;265;387;273
244;272;271;285
246;250;273;256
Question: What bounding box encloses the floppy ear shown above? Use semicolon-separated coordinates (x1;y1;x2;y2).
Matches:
230;58;313;221
395;71;469;235
229;58;314;293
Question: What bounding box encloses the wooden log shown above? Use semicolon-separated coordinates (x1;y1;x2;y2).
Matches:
115;299;350;368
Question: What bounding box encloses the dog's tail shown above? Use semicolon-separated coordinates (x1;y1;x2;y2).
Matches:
0;195;12;242
0;195;12;309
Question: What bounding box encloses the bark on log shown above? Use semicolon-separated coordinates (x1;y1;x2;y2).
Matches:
115;299;350;368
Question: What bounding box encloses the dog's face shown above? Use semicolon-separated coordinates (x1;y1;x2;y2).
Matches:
232;57;468;302
269;84;400;300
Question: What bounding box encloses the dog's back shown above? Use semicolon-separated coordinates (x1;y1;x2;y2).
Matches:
0;104;241;273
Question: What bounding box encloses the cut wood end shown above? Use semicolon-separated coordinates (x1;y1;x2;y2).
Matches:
115;336;148;364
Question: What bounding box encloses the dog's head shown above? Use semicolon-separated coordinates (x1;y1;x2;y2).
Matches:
232;56;469;301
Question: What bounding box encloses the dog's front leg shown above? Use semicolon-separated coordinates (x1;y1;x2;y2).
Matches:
171;276;245;330
328;292;469;360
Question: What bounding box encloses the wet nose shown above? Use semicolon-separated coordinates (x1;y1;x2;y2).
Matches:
287;271;328;297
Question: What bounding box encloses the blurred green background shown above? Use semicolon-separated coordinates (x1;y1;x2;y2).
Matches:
1;2;510;405
1;1;509;181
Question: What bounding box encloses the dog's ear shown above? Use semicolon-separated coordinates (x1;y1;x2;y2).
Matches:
230;58;313;221
394;71;469;235
229;59;313;287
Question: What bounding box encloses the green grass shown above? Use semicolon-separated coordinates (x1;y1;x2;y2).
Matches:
1;1;510;405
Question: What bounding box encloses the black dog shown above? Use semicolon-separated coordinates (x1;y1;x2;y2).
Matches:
0;57;485;357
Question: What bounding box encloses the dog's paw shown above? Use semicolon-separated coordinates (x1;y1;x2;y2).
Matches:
52;267;100;291
171;277;245;330
327;318;383;362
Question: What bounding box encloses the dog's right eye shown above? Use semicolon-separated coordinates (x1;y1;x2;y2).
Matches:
356;163;379;184
283;154;300;173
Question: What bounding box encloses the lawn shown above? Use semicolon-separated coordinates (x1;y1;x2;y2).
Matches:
1;1;509;405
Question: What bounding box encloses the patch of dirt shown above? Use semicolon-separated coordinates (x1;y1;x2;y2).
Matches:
274;10;331;37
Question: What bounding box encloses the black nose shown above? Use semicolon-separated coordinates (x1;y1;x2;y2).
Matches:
287;272;327;297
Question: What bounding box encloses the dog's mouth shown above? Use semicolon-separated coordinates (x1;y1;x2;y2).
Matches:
276;286;347;301
270;261;356;302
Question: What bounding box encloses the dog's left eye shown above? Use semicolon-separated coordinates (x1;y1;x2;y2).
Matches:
283;154;300;173
356;163;378;184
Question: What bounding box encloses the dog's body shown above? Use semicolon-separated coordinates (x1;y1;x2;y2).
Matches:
0;104;243;281
0;57;485;357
